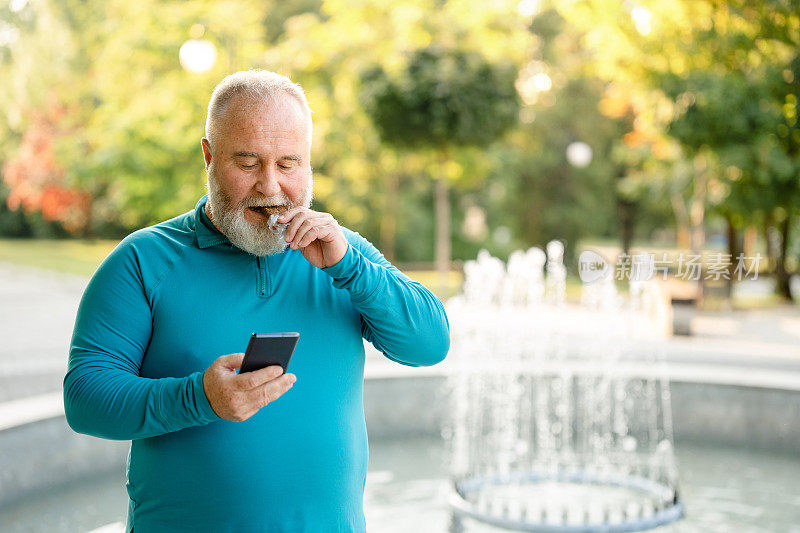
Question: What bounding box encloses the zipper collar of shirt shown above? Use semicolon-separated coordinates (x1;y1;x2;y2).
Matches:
193;194;230;249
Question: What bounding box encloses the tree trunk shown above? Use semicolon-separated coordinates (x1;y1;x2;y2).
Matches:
381;173;398;262
724;215;738;300
689;157;708;305
763;215;789;300
776;215;793;300
435;174;451;297
689;176;706;255
764;216;777;276
743;225;758;258
670;189;691;250
616;166;636;256
618;199;635;256
82;192;94;241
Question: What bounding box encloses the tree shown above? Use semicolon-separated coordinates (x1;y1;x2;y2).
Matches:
560;0;800;300
2;103;91;234
1;0;275;235
266;0;532;265
360;45;519;288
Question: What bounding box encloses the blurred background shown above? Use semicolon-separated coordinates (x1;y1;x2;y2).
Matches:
0;0;799;532
0;0;797;301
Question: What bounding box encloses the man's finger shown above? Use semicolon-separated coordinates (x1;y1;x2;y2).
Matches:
277;207;313;225
292;224;321;249
295;227;317;249
297;224;329;249
282;210;309;242
237;365;284;390
252;373;296;407
291;216;334;248
284;211;328;242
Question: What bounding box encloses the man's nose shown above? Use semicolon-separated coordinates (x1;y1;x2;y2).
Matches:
255;165;282;197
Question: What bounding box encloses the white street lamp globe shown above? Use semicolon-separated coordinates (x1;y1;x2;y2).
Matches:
179;39;217;73
631;6;653;36
566;141;593;168
517;0;540;17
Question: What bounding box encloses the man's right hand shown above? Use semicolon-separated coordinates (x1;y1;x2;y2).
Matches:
202;353;296;422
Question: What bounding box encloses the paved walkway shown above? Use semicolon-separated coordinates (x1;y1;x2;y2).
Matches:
1;260;799;407
0;263;87;402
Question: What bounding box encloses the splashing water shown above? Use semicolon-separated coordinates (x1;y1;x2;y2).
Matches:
445;244;682;532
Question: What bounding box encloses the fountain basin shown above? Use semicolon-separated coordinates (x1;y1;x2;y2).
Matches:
0;366;798;508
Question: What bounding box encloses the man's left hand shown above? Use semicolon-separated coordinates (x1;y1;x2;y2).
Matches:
278;207;348;269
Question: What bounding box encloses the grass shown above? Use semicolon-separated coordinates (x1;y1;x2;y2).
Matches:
0;238;119;277
399;270;464;300
404;269;587;302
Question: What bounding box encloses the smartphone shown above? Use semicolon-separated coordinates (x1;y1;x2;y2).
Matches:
239;332;300;374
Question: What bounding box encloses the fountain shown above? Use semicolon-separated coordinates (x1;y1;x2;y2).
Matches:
445;243;683;532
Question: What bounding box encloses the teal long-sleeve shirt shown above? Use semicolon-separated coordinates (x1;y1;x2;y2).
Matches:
63;195;450;532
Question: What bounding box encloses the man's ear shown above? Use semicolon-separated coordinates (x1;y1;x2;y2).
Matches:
201;138;212;169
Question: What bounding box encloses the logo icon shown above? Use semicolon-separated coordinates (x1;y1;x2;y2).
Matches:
578;250;611;283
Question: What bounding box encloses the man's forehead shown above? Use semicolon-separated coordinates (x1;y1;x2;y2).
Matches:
218;94;310;147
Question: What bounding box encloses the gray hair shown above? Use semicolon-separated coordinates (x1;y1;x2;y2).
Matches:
204;69;313;145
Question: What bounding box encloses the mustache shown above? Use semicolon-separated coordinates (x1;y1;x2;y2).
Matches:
242;196;292;208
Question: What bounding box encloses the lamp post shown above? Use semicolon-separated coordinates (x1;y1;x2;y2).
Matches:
566;141;593;168
179;38;217;73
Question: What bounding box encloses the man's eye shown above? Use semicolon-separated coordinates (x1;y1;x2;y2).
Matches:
241;163;258;170
278;164;292;170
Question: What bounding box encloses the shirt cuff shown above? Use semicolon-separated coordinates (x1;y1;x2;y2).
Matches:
321;243;358;280
321;242;385;304
189;370;223;424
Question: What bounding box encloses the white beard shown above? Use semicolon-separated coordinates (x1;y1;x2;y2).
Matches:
205;169;313;257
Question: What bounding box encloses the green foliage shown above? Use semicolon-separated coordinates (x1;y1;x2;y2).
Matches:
0;182;32;237
664;71;776;153
360;45;520;150
1;0;277;235
657;31;800;226
1;0;797;273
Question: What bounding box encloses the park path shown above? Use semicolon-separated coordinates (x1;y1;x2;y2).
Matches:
0;263;87;402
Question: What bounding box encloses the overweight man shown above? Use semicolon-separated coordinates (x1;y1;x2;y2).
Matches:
64;70;450;532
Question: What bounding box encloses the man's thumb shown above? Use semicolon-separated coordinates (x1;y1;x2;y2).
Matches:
218;352;245;370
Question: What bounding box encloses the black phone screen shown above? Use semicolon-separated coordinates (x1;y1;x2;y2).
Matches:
239;332;299;374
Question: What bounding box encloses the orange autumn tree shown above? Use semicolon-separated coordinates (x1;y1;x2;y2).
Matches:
2;103;90;235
